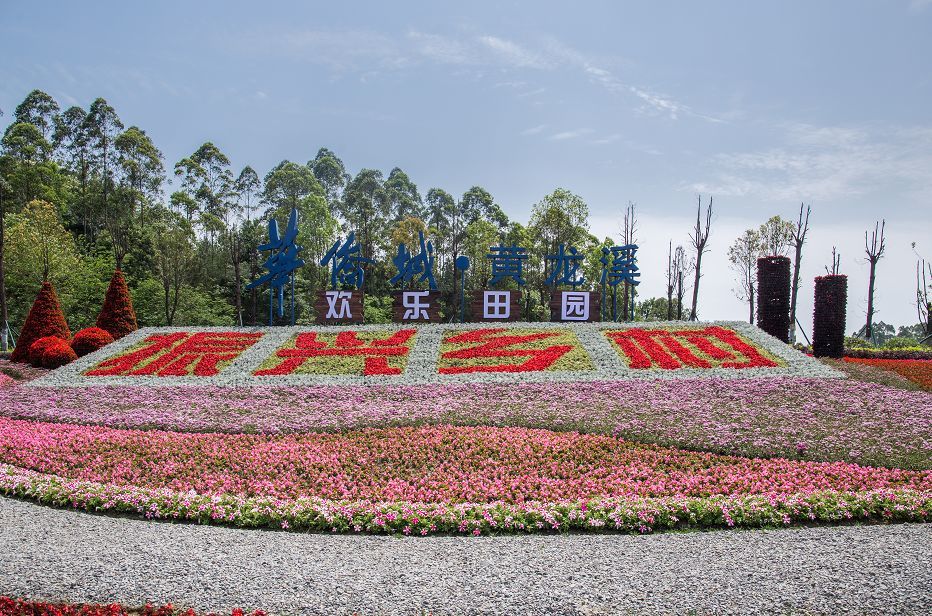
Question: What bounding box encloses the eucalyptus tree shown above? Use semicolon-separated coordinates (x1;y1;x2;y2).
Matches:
528;188;590;312
8;89;59;147
174;142;235;233
384;167;423;221
234;166;261;221
308;148;348;210
0;122;54;204
342;168;388;266
83;98;124;224
262;160;321;215
424;187;455;282
53;106;93;233
115;126;164;224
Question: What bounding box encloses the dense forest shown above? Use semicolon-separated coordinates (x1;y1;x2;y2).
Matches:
0;89;680;340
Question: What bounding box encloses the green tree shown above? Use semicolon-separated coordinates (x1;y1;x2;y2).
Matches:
462;218;499;293
728;228;763;324
152;212;196;325
173;142;234;226
115;126;164;224
5;199;80;284
262;160;323;214
234;165;261;221
308;148;348;209
528;188;591;314
9;89;60;145
384;167;423;221
83;98;124;225
342;168;388;266
758;215;794;257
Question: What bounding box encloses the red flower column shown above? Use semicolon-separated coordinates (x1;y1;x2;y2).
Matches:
10;281;71;363
812;274;847;358
96;269;138;339
757;256;791;343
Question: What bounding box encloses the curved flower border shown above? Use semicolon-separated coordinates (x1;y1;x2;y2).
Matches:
0;463;926;536
29;321;843;388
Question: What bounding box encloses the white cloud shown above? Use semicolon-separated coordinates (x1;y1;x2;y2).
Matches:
688;122;932;203
477;35;551;69
521;124;547;136
408;30;476;65
590;133;623;145
247;27;721;123
549;128;593;140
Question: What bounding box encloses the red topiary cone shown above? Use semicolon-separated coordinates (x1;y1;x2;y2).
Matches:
10;281;71;363
96;269;138;339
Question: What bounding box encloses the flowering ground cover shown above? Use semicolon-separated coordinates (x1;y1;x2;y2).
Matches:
2;421;927;502
604;325;783;370
843;357;932;391
254;329;416;376
0;421;928;535
4;322;928;537
437;328;592;373
0;596;265;616
35;321;836;386
3;378;930;469
85;332;262;377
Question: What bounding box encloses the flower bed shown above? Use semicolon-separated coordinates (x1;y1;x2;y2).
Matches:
843;357;932;391
85;332;262;377
0;596;265;616
5;421;927;502
604;325;783;370
33;322;840;387
5;377;930;469
0;421;928;535
844;348;932;360
255;329;416;376
1;462;927;536
437;328;592;373
5;322;927;537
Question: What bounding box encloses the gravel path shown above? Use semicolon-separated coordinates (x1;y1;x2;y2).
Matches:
1;497;929;615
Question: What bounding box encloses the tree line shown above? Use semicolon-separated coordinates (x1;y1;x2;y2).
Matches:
2;89;928;349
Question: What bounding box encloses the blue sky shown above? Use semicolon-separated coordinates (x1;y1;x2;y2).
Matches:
2;0;931;332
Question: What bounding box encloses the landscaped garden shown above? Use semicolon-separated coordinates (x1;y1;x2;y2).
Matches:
1;315;929;537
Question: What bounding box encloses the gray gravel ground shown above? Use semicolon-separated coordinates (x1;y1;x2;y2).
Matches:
0;497;929;615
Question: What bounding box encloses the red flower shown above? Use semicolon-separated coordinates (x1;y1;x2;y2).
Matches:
40;341;78;369
87;332;261;377
28;335;69;367
438;329;573;374
607;326;778;370
71;327;115;357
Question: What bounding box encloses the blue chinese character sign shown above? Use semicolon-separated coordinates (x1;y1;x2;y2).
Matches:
487;244;528;286
390;231;437;290
245;207;305;325
321;231;373;289
545;244;585;289
600;244;640;321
